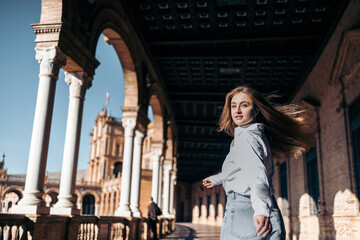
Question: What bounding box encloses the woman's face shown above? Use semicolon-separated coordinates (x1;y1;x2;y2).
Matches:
231;92;258;126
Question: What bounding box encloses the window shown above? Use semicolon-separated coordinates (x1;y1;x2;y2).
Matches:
280;162;288;200
350;97;360;206
82;195;95;215
306;147;320;214
105;138;108;154
113;162;122;178
115;144;120;156
103;161;107;179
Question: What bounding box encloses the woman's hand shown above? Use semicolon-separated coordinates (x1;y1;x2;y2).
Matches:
202;177;214;188
253;215;272;237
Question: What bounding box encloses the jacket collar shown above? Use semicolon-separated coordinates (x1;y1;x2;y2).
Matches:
234;123;264;136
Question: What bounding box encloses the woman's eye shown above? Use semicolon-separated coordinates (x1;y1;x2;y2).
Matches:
231;105;236;108
241;104;248;107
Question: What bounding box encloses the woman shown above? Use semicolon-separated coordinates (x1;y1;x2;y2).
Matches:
202;86;312;239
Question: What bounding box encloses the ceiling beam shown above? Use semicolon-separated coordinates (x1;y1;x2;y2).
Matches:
149;35;322;46
179;136;231;143
178;149;227;155
176;119;219;126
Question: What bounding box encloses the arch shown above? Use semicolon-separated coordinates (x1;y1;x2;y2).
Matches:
81;190;101;204
82;194;95;215
74;190;82;205
2;189;22;213
88;8;140;108
43;189;59;207
44;188;59;194
148;84;166;141
3;186;23;200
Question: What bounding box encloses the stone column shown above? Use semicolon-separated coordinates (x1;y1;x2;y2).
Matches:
12;47;66;214
51;71;91;215
95;204;99;215
130;130;145;217
115;117;136;216
209;190;216;224
158;159;164;208
218;190;225;224
162;164;172;217
169;170;176;216
151;148;162;204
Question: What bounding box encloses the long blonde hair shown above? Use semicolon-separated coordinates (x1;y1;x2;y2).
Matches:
218;86;314;159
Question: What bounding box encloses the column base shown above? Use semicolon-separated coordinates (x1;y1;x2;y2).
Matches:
115;209;132;217
132;211;141;217
11;205;50;215
50;207;81;215
162;213;172;218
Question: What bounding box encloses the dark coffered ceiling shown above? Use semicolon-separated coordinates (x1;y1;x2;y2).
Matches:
123;0;349;182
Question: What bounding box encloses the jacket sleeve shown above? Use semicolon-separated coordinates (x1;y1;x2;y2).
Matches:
239;135;273;218
209;140;234;185
209;171;226;185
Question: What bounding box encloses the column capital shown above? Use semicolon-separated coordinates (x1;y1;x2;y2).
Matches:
65;71;92;98
163;163;172;172
152;148;162;159
122;117;137;137
163;158;173;166
35;46;66;77
134;129;145;146
134;129;145;139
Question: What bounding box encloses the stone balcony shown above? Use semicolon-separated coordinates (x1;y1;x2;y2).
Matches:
0;213;174;240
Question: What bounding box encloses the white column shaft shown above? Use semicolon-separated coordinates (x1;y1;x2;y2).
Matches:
162;165;171;216
169;171;176;215
116;118;136;216
130;130;145;217
151;150;161;204
54;72;90;211
16;47;65;210
158;162;163;208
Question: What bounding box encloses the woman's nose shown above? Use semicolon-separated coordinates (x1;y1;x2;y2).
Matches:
237;105;242;112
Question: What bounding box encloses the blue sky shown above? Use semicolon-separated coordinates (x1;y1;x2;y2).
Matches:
0;1;148;174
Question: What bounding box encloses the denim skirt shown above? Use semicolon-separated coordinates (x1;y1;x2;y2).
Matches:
220;192;286;240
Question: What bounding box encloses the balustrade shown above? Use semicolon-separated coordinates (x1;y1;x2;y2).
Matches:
0;214;33;240
0;214;174;240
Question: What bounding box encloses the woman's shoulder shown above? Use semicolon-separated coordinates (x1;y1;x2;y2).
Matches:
238;131;268;158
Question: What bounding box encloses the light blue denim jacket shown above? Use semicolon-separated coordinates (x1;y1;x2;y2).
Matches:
210;123;274;217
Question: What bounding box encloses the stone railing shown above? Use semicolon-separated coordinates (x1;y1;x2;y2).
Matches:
0;214;33;240
0;214;175;240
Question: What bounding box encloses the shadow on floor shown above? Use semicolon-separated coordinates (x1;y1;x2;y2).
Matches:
161;222;221;240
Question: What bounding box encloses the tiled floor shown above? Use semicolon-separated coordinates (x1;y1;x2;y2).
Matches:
161;223;221;240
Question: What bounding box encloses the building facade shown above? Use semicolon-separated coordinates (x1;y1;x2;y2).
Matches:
1;109;176;218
